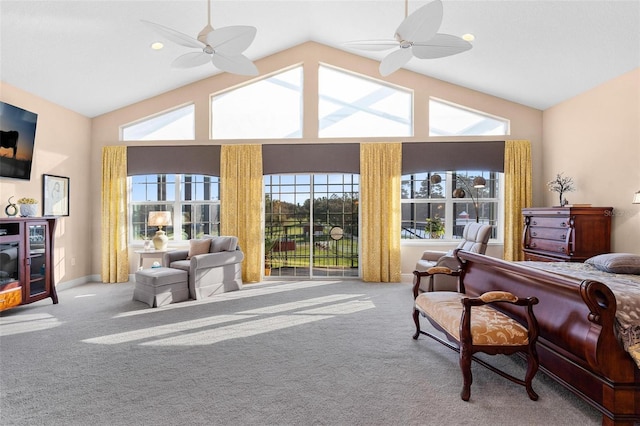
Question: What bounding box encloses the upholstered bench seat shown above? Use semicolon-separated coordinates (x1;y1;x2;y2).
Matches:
414;291;530;346
412;266;540;402
134;267;189;308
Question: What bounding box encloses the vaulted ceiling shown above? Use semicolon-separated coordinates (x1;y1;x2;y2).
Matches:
1;0;639;118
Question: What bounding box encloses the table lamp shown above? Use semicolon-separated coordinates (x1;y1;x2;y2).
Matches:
148;211;171;250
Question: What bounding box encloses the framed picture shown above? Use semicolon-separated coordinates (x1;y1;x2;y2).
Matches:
42;174;69;216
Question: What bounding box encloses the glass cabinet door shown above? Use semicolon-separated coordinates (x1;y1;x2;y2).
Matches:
27;223;48;299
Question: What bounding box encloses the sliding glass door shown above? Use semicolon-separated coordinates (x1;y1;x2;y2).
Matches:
265;174;359;278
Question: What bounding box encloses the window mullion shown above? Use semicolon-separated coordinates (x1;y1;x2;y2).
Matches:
173;174;183;241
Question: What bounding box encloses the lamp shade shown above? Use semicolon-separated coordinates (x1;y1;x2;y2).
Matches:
148;211;171;227
633;191;640;204
473;176;486;188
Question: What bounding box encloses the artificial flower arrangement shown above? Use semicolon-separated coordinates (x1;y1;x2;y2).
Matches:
17;197;38;204
547;173;575;206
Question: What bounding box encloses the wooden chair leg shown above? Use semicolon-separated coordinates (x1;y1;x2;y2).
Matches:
524;346;539;401
412;309;421;340
459;344;473;401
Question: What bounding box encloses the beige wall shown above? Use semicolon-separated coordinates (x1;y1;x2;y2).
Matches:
91;42;543;278
0;82;93;287
542;68;640;253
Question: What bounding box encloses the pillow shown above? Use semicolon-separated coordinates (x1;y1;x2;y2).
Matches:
585;253;640;274
210;236;238;253
186;238;212;259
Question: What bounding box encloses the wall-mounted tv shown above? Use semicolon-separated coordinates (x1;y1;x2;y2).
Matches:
0;101;38;180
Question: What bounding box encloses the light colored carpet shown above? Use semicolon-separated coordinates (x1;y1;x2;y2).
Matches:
1;279;601;425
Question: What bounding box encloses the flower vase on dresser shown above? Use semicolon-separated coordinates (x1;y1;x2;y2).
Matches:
17;198;38;217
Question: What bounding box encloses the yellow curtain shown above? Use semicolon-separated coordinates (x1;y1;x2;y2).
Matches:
101;146;129;283
221;145;263;283
503;140;532;261
360;143;402;282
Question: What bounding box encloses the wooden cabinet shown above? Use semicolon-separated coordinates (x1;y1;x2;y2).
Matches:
0;217;58;311
522;207;612;262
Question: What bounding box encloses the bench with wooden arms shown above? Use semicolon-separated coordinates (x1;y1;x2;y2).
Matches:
412;265;540;401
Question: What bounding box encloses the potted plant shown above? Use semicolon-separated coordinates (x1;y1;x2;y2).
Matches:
425;216;445;239
17;197;38;217
264;235;275;276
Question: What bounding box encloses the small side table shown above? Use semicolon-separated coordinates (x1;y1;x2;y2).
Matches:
135;249;169;270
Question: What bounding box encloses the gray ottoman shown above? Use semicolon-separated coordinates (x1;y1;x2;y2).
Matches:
134;267;189;308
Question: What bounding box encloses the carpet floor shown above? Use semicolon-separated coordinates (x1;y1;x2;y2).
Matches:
1;279;601;425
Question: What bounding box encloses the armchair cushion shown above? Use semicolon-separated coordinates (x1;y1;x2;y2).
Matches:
210;236;238;253
187;238;213;259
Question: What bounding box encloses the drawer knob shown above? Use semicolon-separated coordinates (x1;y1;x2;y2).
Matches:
532;231;537;237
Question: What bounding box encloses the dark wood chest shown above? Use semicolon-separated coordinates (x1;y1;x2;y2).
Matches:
522;207;612;262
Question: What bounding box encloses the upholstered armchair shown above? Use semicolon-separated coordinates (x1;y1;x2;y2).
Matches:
163;236;243;300
414;223;492;292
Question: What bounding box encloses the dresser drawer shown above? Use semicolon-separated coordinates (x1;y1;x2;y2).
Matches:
0;287;22;311
525;237;570;255
527;227;569;241
523;252;563;262
527;216;570;228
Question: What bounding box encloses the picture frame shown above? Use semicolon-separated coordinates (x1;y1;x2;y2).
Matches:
42;174;69;216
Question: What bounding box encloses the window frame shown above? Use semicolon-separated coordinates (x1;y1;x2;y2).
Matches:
128;174;221;246
401;171;504;243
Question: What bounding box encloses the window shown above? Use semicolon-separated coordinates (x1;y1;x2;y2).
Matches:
129;174;220;243
211;66;303;139
429;98;509;136
401;171;501;240
319;64;412;138
121;104;195;141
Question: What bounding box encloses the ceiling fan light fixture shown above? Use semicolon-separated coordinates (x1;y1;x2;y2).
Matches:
462;33;475;42
344;0;471;77
141;0;258;76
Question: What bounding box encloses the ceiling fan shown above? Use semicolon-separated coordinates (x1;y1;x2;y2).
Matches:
141;0;258;76
344;0;472;76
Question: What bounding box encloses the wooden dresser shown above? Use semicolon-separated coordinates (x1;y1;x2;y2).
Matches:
522;207;612;262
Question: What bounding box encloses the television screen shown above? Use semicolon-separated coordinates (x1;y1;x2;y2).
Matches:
0;101;38;180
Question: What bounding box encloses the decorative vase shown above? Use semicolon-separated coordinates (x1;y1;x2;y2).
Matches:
20;204;38;217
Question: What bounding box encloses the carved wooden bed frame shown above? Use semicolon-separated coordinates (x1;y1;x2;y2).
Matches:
454;250;639;425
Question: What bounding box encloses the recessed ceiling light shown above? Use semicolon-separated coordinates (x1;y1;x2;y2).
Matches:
151;42;164;50
462;34;475;42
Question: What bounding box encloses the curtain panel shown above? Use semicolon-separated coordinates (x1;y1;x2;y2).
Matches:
360;143;402;282
503;140;532;261
221;145;263;283
101;146;129;283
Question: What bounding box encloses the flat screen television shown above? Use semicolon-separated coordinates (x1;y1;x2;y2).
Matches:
0;101;38;180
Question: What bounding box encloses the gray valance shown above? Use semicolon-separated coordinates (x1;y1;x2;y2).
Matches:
127;145;221;176
262;143;359;175
402;141;505;174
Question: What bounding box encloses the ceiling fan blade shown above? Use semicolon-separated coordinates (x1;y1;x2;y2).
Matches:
342;40;398;52
379;48;413;76
206;26;257;55
141;20;204;49
412;34;472;59
172;52;212;68
395;0;443;43
211;53;259;76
